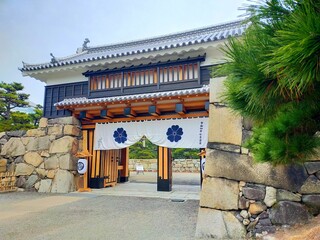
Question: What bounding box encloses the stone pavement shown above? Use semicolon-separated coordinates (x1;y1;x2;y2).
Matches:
77;182;200;200
129;171;201;185
0;192;198;240
0;172;201;240
0;194;84;221
73;172;201;200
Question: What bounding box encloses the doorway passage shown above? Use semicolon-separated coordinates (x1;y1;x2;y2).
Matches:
82;129;202;192
129;140;200;174
128;139;201;191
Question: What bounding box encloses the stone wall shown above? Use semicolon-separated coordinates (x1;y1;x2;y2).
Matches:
0;117;81;193
129;159;157;172
129;159;200;172
195;78;320;239
173;159;200;172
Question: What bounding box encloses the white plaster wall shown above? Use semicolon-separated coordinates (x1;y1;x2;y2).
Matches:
45;74;87;86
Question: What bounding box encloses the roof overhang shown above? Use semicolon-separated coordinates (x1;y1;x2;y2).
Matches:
56;86;210;125
21;42;223;82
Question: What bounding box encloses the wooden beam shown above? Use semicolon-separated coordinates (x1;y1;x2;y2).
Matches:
205;101;210;112
100;109;114;119
163;147;168;180
79;111;93;120
148;105;161;117
89;112;209;123
79;111;86;119
81;125;96;130
175;103;186;115
124;107;136;118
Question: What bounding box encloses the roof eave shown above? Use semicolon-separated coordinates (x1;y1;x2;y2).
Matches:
54;85;210;108
21;43;221;77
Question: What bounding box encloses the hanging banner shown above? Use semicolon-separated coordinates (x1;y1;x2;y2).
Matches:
94;121;144;150
94;118;208;150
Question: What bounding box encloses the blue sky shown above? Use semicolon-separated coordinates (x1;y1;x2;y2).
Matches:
0;0;247;105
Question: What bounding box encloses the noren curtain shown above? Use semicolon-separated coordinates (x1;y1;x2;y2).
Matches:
94;118;208;150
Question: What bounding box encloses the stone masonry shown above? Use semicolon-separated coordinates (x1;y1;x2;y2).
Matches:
129;158;200;172
195;78;320;239
0;117;81;193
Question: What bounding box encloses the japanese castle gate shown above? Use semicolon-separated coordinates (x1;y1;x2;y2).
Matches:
21;20;246;191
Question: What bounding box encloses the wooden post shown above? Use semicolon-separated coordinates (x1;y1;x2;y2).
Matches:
118;148;129;182
157;146;172;191
76;130;92;192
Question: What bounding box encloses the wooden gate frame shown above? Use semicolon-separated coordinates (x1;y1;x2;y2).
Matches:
157;146;172;191
80;128;129;189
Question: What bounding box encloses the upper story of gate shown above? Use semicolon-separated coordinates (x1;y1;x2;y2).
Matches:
20;20;247;119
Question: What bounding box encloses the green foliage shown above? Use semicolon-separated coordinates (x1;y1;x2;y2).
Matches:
263;0;320;93
218;0;320;164
171;148;199;159
129;139;157;159
129;138;199;159
0;81;29;120
0;112;35;131
29;104;43;126
246;101;320;164
0;82;43;132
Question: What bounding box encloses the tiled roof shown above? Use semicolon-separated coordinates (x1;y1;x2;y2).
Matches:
21;19;247;72
54;85;210;107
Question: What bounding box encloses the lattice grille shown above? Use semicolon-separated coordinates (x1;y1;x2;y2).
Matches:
0;172;17;193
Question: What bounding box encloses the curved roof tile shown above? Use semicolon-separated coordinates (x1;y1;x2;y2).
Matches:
54;85;210;107
22;20;248;72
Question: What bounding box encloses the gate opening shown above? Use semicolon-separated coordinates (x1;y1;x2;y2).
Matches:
128;138;200;191
129;138;157;184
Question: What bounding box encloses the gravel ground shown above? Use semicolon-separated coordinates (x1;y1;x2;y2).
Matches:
0;191;52;204
0;193;199;240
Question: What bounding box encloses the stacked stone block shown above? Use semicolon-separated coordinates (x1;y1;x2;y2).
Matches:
0;117;81;193
172;159;200;172
195;78;320;239
129;159;157;172
129;159;200;172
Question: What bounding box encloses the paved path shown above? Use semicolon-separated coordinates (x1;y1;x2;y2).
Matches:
0;192;199;240
82;172;201;200
84;182;200;200
129;171;201;186
0;194;84;221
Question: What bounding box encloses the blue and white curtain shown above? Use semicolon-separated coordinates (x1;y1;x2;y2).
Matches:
94;118;208;150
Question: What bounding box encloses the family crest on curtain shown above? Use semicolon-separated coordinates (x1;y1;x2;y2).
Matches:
94;118;208;150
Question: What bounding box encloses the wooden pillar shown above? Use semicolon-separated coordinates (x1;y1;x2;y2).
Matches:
77;130;91;192
157;146;172;191
118;147;129;182
83;130;90;189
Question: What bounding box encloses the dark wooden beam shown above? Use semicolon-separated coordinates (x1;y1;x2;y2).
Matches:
124;107;136;118
79;111;93;120
175;103;186;115
205;101;210;112
100;109;114;119
148;105;161;117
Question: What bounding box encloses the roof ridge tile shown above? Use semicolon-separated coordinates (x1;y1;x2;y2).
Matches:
21;19;249;72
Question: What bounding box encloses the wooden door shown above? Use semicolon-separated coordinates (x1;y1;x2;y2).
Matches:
102;149;120;187
82;129;120;188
